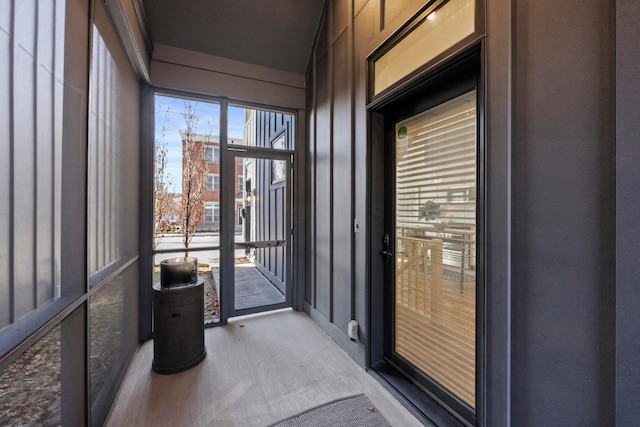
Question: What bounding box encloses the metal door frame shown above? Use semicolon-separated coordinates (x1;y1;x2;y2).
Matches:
220;146;293;322
370;48;483;426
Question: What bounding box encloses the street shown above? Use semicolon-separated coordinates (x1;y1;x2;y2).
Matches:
153;232;246;265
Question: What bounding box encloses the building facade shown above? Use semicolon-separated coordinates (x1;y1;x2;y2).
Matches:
180;134;244;232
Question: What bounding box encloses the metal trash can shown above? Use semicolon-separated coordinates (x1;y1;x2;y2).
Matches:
152;257;206;374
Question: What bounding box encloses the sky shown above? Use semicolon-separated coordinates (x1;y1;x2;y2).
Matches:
155;94;246;192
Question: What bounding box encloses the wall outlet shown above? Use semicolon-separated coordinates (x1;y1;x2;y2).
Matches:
348;320;359;340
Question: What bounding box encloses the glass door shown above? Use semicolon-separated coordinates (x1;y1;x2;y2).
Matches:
386;89;478;416
151;96;296;325
224;150;292;317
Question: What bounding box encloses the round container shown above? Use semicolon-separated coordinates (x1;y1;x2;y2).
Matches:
160;257;198;287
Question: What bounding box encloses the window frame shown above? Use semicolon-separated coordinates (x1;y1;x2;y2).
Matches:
367;45;485;426
204;202;220;223
367;0;485;107
206;173;220;191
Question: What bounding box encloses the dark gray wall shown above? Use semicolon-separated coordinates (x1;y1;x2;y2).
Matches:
306;0;624;425
306;0;476;374
616;0;640;424
484;0;512;423
511;1;615;425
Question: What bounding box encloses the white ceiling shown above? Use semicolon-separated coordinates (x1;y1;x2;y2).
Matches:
141;0;325;75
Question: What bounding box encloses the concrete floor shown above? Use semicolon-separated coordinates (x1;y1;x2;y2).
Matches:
106;309;425;427
212;261;285;311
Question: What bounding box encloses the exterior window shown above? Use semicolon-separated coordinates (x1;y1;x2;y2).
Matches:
204;146;219;162
271;135;286;184
204;202;220;223
238;176;244;193
371;0;478;98
206;174;219;191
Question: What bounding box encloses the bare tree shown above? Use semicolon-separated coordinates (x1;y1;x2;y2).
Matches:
153;136;173;250
179;103;208;253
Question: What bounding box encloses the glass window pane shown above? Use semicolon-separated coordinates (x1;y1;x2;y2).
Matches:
89;274;124;406
206;174;219;191
154;94;220;248
0;326;61;425
235;156;287;311
374;0;475;95
394;90;476;407
88;26;121;278
227;105;295;150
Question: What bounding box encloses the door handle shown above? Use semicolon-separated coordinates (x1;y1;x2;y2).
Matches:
380;233;394;263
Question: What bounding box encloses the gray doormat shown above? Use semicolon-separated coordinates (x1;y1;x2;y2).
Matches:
268;394;392;427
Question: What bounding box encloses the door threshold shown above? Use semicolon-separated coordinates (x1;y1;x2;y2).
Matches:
370;361;471;427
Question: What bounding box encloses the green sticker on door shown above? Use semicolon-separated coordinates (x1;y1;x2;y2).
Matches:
397;125;407;139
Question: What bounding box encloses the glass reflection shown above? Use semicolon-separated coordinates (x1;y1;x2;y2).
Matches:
0;326;61;426
228;106;295;150
90;276;124;405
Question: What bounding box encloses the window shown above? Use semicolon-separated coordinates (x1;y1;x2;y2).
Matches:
238;176;244;193
371;0;478;98
228;105;295;150
207;174;219;191
204;146;219;162
271;135;286;184
204;202;220;223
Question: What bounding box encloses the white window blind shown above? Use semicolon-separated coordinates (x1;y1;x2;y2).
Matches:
394;90;477;408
